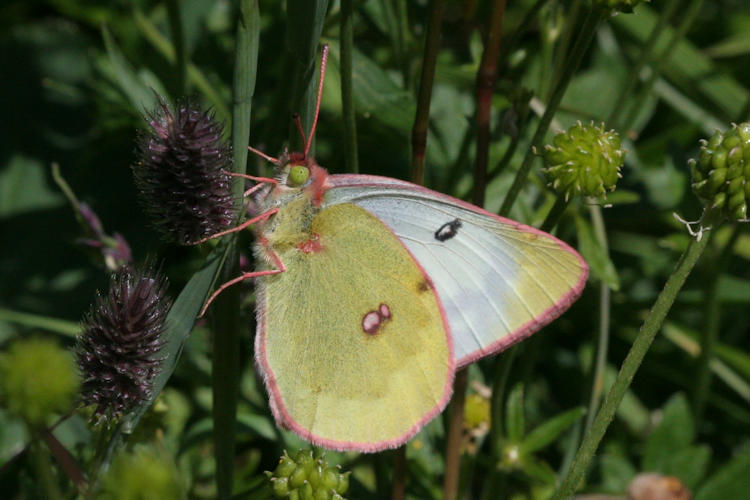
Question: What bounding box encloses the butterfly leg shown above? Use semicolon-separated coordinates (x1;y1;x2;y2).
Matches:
188;208;279;245
199;242;286;317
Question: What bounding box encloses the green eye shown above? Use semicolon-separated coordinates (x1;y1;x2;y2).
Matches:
288;165;310;186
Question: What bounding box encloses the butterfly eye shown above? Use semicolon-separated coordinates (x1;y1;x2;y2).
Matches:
288;165;310;187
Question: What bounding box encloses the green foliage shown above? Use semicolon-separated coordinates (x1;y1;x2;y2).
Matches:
97;444;186;500
1;1;749;499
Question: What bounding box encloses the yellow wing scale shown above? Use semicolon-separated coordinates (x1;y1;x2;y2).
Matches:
257;203;454;450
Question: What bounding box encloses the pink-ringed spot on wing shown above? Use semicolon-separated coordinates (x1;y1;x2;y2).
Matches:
197;45;588;452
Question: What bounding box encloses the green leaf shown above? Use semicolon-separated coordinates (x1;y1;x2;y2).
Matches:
122;241;231;432
521;407;585;454
696;447;750;500
505;383;525;442
324;41;416;135
662;445;711;490
612;6;750;121
575;214;620;291
100;24;160;113
599;453;637;494
520;455;557;485
642;393;694;472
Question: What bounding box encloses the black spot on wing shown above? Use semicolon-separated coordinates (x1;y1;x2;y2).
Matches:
434;219;462;242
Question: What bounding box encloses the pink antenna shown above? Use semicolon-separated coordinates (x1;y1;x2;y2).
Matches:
292;113;307;147
303;44;329;159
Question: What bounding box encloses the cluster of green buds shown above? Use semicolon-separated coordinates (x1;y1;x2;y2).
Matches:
267;450;350;499
594;0;647;14
543;121;624;201
0;337;80;428
690;122;750;222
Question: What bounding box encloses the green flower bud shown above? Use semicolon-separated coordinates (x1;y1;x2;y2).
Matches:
267;449;349;499
463;393;491;430
690;122;750;221
543;121;624;201
97;445;185;500
0;337;80;427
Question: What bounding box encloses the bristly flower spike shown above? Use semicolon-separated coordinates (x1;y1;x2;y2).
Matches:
77;265;172;422
133;98;235;245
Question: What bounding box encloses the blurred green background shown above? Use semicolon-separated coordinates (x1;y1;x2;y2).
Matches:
1;1;749;498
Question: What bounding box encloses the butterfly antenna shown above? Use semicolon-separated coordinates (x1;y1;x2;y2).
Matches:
292;113;307;148
248;145;280;165
303;44;329;159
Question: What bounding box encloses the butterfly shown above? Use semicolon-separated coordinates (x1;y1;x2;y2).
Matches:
201;46;588;452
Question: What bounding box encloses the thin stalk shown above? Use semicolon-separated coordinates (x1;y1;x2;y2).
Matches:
552;221;714;499
619;0;705;133
42;429;87;494
606;0;680;128
585;204;610;433
539;195;569;232
497;0;550;74
410;0;446;185
395;0;412;88
480;345;518;499
31;437;62;500
211;3;260;498
693;224;741;423
442;368;469;500
499;6;606;217
340;0;359;172
473;0;507;206
391;446;407;500
166;0;186;95
549;0;582;94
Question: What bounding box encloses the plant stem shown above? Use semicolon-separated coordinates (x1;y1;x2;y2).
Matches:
619;0;705;133
391;446;407;500
539;195;569;232
480;345;518;499
693;224;740;423
499;6;605;217
42;429;87;494
410;0;445;185
552;224;713;499
340;0;359;173
585;205;610;433
31;436;62;500
474;0;507;206
211;4;260;498
606;0;679;128
442;368;469;500
166;0;186;95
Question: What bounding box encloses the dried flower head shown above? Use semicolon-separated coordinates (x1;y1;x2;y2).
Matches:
543;121;624;201
690;122;750;222
266;449;350;499
133;98;235;245
77;265;172;421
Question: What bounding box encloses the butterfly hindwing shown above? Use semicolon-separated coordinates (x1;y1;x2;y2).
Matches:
325;175;588;367
256;202;454;451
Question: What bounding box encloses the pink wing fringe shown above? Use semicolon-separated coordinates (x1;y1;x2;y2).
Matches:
253;172;587;452
254;213;456;452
